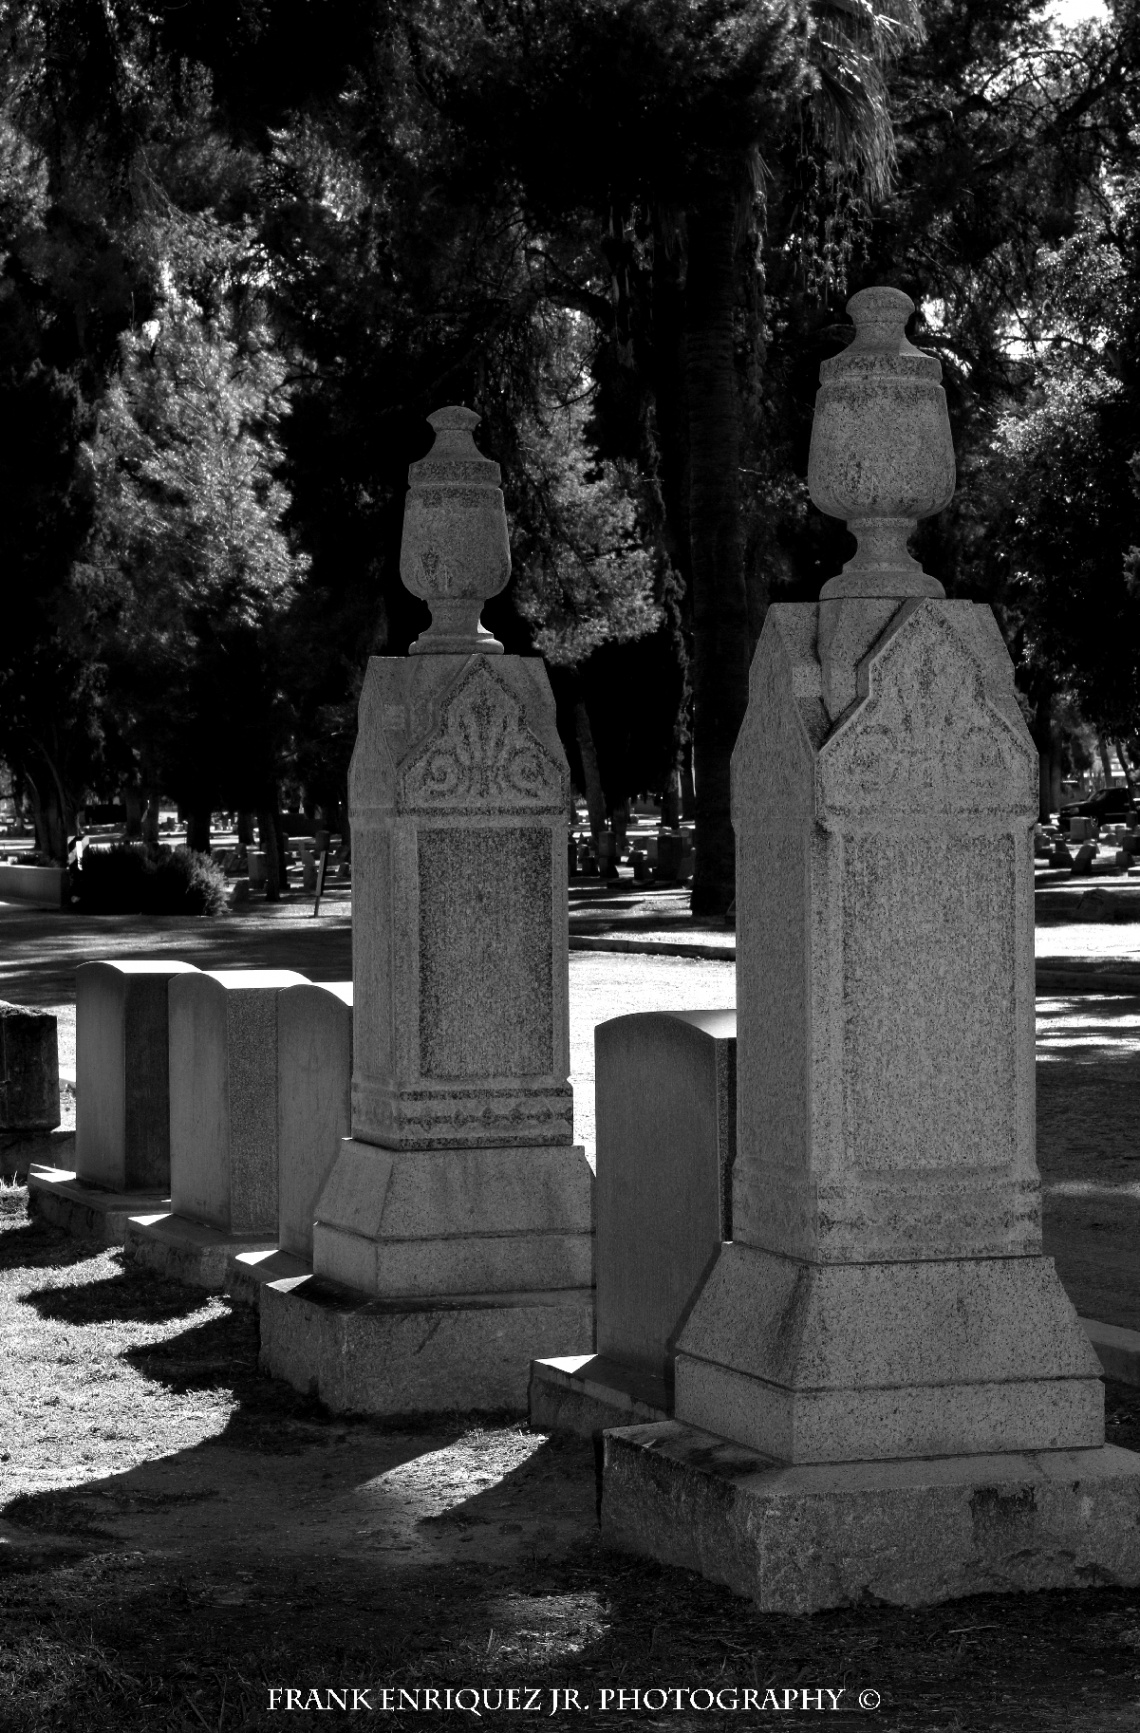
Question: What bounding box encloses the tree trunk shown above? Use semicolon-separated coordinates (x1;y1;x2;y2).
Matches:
24;771;67;864
661;761;682;828
573;700;607;849
185;805;212;855
237;811;255;847
258;807;282;902
1116;740;1137;800
684;173;751;916
1031;693;1060;824
1097;732;1115;790
122;787;144;839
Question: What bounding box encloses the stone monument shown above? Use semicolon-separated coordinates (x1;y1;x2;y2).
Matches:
530;1009;735;1435
126;967;307;1288
259;406;594;1413
601;287;1140;1610
27;961;199;1244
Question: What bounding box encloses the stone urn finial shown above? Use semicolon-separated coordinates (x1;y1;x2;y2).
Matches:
808;286;955;600
399;406;510;655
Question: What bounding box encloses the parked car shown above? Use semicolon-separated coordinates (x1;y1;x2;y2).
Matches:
1059;789;1137;828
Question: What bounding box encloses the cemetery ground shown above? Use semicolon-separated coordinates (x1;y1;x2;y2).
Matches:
1;898;1140;1728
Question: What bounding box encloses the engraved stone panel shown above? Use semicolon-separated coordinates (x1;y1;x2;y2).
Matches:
418;826;553;1079
400;661;564;814
842;831;1017;1170
823;606;1034;818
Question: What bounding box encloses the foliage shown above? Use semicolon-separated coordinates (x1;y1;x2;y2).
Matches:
75;842;228;914
0;0;1139;865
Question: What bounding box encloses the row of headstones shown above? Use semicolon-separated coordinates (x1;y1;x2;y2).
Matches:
76;961;351;1263
76;957;719;1395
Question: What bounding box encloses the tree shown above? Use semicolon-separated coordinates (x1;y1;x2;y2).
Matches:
407;0;925;910
80;243;306;864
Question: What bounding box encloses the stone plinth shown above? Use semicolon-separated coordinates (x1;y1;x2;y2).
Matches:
74;961;199;1190
295;653;595;1406
0;1003;59;1130
261;409;593;1413
167;969;307;1234
670;600;1103;1462
601;286;1140;1610
531;1010;734;1435
277;981;352;1262
603;1423;1140;1614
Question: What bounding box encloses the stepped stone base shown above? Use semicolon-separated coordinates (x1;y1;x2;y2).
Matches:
227;1246;310;1310
602;1421;1140;1614
27;1166;169;1246
529;1354;669;1437
260;1275;594;1415
124;1212;276;1291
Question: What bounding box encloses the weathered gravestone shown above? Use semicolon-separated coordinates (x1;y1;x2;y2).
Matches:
276;980;352;1263
530;1009;735;1434
75;961;200;1191
259;407;594;1412
600;286;1140;1612
0;1004;59;1132
27;962;199;1243
126;968;306;1287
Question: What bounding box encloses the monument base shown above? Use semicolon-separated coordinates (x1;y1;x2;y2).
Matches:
529;1354;669;1437
602;1421;1140;1613
124;1212;276;1291
260;1274;594;1415
27;1166;170;1247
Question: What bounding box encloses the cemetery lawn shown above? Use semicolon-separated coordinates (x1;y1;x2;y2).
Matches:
0;1198;1136;1733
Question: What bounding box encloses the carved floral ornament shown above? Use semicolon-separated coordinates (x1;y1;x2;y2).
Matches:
397;661;565;814
820;611;1035;814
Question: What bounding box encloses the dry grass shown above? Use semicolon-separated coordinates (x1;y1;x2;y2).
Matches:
1;1199;1140;1732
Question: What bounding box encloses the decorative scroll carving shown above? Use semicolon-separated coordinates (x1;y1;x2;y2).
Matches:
398;661;565;813
823;607;1034;816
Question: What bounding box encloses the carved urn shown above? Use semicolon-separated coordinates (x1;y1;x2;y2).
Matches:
808;285;955;599
400;405;510;653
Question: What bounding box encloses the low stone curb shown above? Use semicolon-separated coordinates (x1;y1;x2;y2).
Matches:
1081;1318;1140;1388
569;935;734;961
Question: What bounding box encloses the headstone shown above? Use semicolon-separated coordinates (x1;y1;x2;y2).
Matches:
1073;842;1096;873
75;961;199;1189
299;845;319;892
277;981;352;1262
167;969;307;1234
655;830;684;881
597;831;619;879
260;406;594;1413
246;849;268;890
602;285;1140;1612
0;1003;60;1130
531;1010;735;1433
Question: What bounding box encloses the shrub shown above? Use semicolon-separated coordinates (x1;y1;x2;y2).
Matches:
74;843;150;914
75;843;228;915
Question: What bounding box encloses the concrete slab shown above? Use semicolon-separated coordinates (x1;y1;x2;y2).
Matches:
602;1420;1140;1613
228;1246;311;1310
1082;1316;1140;1387
260;1276;594;1416
529;1354;669;1437
26;1165;169;1246
124;1211;275;1291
